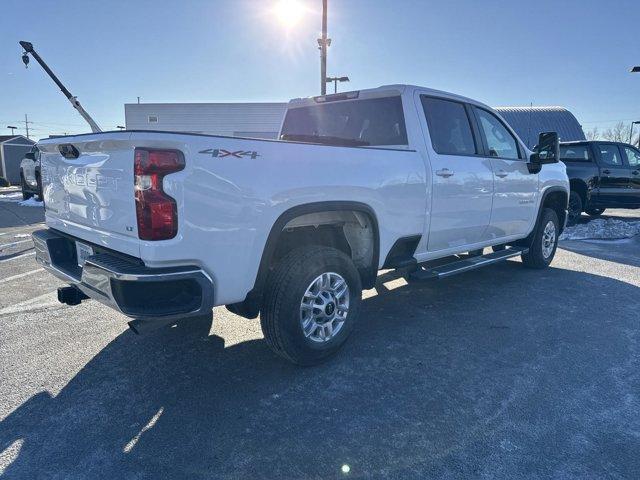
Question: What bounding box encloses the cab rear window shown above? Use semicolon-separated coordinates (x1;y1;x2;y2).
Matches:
281;96;408;147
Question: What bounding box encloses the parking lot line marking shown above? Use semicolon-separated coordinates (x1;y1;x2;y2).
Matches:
0;268;43;285
0;291;59;317
0;223;45;235
0;251;35;263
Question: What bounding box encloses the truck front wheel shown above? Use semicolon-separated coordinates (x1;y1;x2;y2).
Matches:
521;208;560;269
21;176;33;200
567;191;582;225
261;246;362;365
585;207;605;217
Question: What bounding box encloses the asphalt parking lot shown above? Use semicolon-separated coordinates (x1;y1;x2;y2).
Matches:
1;194;639;479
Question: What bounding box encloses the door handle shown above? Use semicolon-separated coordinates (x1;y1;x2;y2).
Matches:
632;170;639;175
435;168;454;178
495;170;509;178
602;169;611;175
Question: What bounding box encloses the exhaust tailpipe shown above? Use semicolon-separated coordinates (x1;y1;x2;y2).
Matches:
57;286;88;306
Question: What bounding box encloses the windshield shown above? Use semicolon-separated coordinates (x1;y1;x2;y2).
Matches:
280;96;408;147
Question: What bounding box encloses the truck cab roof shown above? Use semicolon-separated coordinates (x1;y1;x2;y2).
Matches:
561;140;639;148
287;84;493;111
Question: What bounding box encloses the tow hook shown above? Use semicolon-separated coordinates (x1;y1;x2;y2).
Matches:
57;286;88;306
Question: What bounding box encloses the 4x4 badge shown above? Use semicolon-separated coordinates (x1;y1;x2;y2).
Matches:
199;148;260;159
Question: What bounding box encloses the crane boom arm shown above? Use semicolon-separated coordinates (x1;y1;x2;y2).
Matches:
19;41;102;133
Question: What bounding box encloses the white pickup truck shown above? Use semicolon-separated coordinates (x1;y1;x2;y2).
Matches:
33;84;569;365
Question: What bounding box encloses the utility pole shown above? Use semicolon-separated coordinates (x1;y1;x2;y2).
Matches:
317;0;330;95
23;114;32;139
629;121;640;144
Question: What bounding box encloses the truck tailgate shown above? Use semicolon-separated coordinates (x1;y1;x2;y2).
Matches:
38;134;141;257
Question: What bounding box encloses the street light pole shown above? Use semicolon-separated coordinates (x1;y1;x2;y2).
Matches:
632;69;640;146
318;0;330;95
6;126;17;135
326;76;350;93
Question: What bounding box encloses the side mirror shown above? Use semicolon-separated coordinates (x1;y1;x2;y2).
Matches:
24;152;35;161
528;132;559;173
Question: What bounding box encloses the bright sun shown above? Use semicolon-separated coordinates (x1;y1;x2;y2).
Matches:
273;0;306;27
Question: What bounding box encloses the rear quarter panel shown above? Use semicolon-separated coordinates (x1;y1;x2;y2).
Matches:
129;132;428;305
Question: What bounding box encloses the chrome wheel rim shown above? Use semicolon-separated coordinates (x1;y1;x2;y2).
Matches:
300;272;350;343
542;221;556;259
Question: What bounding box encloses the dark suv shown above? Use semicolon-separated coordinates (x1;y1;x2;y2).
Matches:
560;141;640;223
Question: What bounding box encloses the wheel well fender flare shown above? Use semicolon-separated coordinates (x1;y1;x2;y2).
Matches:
535;186;568;235
569;179;588;203
251;201;380;299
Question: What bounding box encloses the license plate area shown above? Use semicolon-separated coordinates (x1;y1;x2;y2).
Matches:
75;241;94;267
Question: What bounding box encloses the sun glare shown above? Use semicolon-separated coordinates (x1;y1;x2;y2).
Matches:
273;0;306;27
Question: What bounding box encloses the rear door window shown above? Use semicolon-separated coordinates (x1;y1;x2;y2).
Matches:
597;144;623;167
280;96;408;147
560;145;591;162
420;96;477;155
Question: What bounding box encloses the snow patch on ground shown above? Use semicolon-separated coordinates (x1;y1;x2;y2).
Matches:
18;198;44;207
560;218;640;241
14;233;31;238
0;193;22;202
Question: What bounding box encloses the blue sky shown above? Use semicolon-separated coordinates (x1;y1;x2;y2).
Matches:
1;0;639;138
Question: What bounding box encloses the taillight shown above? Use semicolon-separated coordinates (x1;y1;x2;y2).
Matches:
134;148;184;240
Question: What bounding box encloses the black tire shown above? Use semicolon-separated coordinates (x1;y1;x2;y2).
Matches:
585;207;605;217
261;246;362;365
567;191;582;225
521;208;560;269
21;177;33;200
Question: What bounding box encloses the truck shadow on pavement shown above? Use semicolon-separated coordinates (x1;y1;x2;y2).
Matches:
1;262;639;479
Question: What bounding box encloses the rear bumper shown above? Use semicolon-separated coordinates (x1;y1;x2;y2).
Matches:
32;229;214;321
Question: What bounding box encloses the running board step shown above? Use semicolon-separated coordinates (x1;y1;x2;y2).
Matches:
409;247;529;281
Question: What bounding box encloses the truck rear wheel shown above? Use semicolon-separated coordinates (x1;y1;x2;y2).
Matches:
521;208;559;269
261;246;362;365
